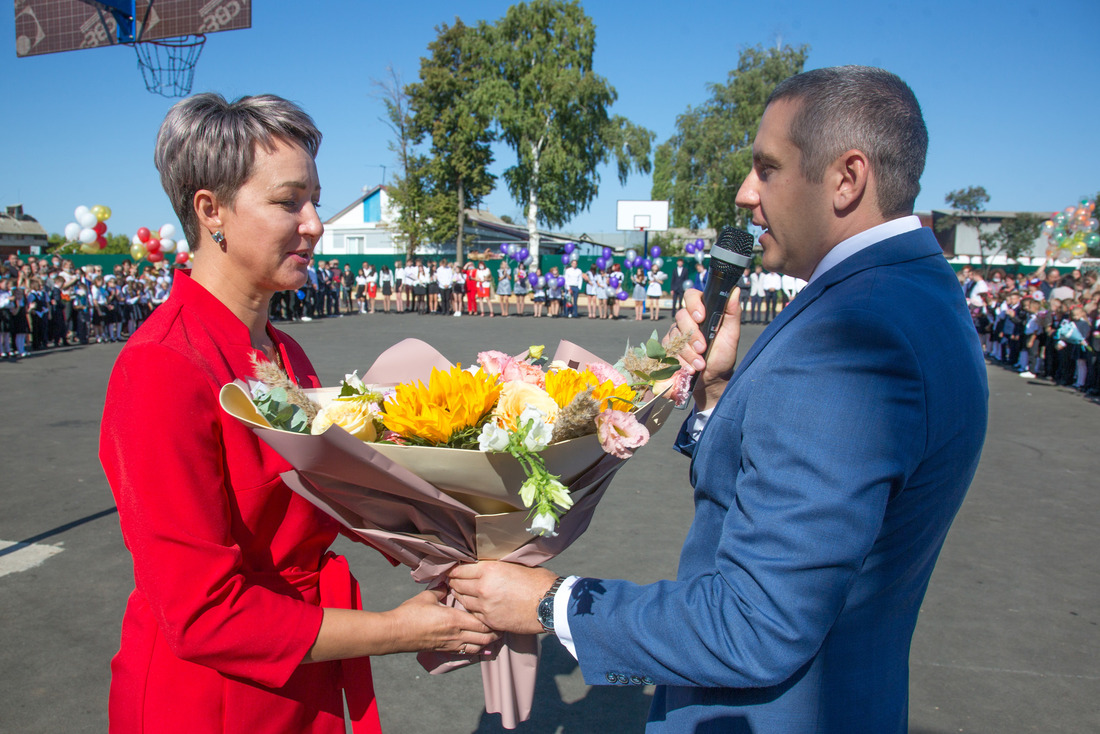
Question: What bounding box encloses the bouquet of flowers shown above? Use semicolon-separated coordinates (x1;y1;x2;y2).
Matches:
220;335;691;728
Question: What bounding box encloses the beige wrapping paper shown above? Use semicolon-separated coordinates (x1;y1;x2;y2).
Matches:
219;338;674;728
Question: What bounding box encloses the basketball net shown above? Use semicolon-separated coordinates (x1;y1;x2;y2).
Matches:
133;35;206;98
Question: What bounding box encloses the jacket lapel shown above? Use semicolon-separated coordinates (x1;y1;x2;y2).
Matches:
730;228;943;383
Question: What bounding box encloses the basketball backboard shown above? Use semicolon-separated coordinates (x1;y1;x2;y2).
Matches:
14;0;250;57
616;200;669;232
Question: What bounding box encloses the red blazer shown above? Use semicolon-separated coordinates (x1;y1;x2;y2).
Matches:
100;270;380;733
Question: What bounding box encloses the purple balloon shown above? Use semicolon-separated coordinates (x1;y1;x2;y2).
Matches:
695;238;704;248
528;272;539;287
501;243;512;255
684;242;696;254
602;247;612;259
641;257;652;270
556;276;566;287
563;242;576;254
561;254;571;265
609;275;621;288
616;290;629;301
596;257;607;270
650;245;661;258
517;248;529;262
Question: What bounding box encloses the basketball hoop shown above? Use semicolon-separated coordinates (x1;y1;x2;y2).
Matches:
132;35;206;98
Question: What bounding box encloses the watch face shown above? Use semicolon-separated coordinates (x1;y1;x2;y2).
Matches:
537;596;554;631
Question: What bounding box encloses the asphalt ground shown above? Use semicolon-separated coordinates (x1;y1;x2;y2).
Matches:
1;306;1097;733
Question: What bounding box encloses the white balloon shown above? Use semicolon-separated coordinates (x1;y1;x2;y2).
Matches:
176;239;190;254
77;210;98;228
64;222;82;241
78;227;97;244
653;257;664;269
74;205;90;221
132;235;143;246
159;223;177;240
159;238;176;253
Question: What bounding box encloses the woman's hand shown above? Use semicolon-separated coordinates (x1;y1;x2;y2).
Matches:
302;588;498;663
669;288;742;412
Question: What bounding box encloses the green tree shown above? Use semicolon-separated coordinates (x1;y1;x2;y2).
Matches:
653;44;809;230
936;186;995;273
994;213;1043;270
374;66;432;258
407;19;496;266
49;231;131;256
484;0;654;258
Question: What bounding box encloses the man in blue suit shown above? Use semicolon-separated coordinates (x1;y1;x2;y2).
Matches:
450;66;988;733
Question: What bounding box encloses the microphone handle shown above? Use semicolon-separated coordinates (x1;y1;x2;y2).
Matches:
689;253;751;392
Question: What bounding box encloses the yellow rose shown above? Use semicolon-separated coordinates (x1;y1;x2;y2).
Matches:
527;345;545;360
493;380;559;431
311;398;378;442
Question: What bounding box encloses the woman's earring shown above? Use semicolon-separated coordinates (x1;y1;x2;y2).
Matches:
212;230;226;252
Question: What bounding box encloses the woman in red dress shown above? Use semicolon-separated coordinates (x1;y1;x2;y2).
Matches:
99;94;494;734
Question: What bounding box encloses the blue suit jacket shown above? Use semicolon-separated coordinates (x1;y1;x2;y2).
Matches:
565;227;988;733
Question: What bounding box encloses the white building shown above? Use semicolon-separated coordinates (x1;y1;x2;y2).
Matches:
318;185;402;256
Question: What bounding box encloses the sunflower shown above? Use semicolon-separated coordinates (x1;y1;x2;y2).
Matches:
545;368;637;412
382;366;501;444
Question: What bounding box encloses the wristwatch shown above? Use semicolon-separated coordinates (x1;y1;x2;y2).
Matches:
536;576;565;633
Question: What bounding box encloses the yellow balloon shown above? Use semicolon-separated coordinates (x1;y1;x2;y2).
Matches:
80;243;99;254
130;242;148;261
99;205;112;220
1072;241;1088;256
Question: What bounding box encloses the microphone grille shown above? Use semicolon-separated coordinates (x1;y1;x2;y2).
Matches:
714;226;755;258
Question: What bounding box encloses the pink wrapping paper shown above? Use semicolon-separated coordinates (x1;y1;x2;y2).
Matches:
219;339;674;729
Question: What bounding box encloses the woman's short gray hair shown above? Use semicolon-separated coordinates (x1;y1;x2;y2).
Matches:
154;93;322;246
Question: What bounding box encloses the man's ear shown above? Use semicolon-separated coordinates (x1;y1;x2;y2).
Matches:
831;149;870;214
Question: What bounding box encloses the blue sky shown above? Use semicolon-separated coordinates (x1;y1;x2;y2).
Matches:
3;0;1097;243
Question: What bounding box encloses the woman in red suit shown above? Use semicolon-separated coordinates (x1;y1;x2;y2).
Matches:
99;93;494;734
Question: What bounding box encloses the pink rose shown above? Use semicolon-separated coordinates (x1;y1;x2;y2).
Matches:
587;360;628;388
477;350;513;374
595;409;650;459
501;359;546;388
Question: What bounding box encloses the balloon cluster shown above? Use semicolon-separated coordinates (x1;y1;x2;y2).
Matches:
623;243;663;273
558;241;578;266
501;242;535;267
684;238;706;261
64;205;113;254
131;223;190;265
1042;197;1098;264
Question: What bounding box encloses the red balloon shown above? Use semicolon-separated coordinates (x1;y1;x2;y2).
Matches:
137;226;151;243
147;251;165;263
145;238;161;254
93;220;107;235
96;235;107;249
175;252;190;265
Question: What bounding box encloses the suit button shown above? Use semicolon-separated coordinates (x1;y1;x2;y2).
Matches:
605;672;618;684
616;674;629;684
630;675;644;685
642;676;655;685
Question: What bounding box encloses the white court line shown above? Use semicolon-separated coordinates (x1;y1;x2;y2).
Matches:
0;539;64;578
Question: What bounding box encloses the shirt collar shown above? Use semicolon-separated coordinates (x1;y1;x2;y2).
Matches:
808;215;921;285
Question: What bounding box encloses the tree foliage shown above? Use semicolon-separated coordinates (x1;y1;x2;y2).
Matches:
937;185;995;272
407;19;496;264
482;0;654;256
374;66;434;258
994;212;1043;267
49;232;131;255
652;44;809;231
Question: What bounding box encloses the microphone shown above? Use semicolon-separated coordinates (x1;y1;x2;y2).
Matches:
690;226;754;387
699;226;754;351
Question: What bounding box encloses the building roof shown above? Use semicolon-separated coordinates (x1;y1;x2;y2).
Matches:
325;185;386;224
0;205;48;237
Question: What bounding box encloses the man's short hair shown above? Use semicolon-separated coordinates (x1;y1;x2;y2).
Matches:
154;93;322;247
767;65;928;218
